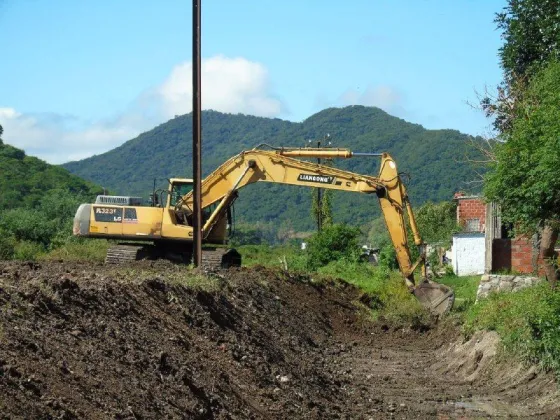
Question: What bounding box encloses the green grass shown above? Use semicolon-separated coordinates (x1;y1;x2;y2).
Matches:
438;274;480;313
317;260;430;328
317;259;386;294
13;240;46;261
236;244;307;271
41;239;110;263
464;281;560;375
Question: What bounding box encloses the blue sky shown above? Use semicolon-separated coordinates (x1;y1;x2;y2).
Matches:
0;0;506;163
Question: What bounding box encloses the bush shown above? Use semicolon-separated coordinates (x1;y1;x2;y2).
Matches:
0;234;16;260
42;238;109;262
0;209;57;246
378;244;398;270
464;283;560;375
13;240;44;261
306;223;361;270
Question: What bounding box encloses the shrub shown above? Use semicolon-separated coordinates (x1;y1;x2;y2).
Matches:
464;282;560;375
378;243;398;270
0;209;57;246
306;223;361;270
13;240;44;261
0;234;16;260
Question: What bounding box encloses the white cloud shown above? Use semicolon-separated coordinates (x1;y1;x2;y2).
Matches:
0;55;283;164
157;55;283;118
0;108;140;164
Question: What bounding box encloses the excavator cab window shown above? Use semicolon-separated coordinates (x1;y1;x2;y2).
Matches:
169;181;194;226
170;182;193;207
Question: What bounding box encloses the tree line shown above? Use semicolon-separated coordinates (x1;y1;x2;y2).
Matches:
482;0;560;287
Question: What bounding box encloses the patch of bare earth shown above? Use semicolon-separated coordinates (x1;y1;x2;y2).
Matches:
0;261;558;419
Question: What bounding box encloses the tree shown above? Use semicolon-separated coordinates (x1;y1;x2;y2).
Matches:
496;0;560;80
414;201;460;246
483;0;560;133
485;60;560;286
306;223;361;270
482;1;560;287
311;188;333;230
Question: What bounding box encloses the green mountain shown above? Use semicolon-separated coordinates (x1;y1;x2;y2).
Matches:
62;106;483;231
0;136;102;211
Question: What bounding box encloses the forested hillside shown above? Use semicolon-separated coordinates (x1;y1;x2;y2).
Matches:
63;106;483;232
0;135;101;211
0;124;103;258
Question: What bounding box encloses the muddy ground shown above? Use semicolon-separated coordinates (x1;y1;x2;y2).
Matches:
0;261;558;419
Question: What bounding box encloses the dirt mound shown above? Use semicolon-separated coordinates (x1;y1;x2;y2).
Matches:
1;261;558;419
0;261;364;419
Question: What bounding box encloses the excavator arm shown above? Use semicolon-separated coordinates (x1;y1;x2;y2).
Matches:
177;147;454;315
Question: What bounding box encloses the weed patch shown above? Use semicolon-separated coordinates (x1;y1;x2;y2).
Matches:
464;282;560;375
237;244;306;271
438;274;480;313
42;239;109;262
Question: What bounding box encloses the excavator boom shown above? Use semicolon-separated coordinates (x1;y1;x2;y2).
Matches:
177;146;454;314
74;145;454;315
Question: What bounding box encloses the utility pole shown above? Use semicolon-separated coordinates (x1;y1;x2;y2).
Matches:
192;0;202;267
317;138;322;232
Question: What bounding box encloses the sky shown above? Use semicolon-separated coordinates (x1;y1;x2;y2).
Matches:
0;0;506;164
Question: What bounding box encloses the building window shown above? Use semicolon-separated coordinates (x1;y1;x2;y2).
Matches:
465;218;480;232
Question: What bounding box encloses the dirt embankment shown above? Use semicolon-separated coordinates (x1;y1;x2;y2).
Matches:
0;261;558;419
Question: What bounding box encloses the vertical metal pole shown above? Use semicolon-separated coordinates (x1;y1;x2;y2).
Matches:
317;139;322;232
192;0;202;266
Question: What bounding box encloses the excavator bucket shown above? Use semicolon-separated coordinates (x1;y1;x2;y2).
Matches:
413;281;455;316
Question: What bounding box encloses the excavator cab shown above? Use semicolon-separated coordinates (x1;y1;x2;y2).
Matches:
167;179;193;209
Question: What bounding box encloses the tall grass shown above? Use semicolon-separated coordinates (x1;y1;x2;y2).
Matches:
438;274;480;313
464;282;560;375
41;239;109;263
235;244;307;271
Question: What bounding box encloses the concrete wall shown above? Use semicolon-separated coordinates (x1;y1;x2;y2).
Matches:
452;233;485;276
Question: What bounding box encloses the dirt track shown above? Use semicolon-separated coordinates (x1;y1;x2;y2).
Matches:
0;261;558;419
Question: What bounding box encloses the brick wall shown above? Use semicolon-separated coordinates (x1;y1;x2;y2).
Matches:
493;236;545;275
454;195;486;232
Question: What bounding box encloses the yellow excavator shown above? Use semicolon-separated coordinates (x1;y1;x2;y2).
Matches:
73;145;454;315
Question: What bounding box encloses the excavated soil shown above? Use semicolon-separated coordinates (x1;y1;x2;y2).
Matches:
0;260;558;419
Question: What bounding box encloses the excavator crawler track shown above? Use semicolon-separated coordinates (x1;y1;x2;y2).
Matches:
201;248;242;271
105;245;149;264
105;244;242;271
